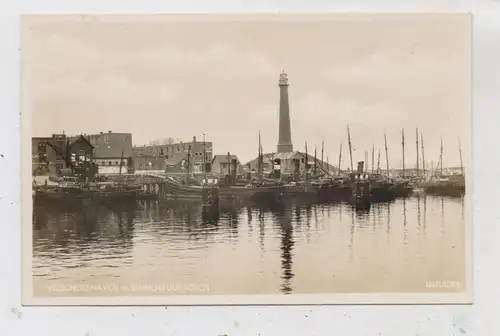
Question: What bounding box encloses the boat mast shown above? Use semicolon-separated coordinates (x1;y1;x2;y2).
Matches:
377;149;381;175
371;144;375;174
203;133;207;181
118;148;124;176
416;128;419;178
258;131;262;180
186;145;191;183
260;142;264;180
338;142;343;176
364;150;368;174
347;125;354;173
304;141;309;189
401;128;405;178
314;146;317;177
421;133;425;177
321;139;324;171
458;136;464;175
440;137;444;176
384;133;390;177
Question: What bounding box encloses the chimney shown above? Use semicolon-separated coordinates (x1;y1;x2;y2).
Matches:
100;132;103;135
108;130;112;133
193;136;197;143
357;161;364;175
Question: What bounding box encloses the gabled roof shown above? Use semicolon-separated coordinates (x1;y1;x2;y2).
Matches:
69;135;94;150
212;154;240;164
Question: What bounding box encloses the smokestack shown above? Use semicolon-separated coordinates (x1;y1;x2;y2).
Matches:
357;161;364;175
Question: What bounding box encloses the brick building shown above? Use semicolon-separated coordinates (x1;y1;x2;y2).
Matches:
32;134;95;178
70;131;133;175
132;136;213;174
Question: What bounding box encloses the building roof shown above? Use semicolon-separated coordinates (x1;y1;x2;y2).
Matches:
273;151;304;160
68;135;94;150
212;154;240;164
244;151;338;170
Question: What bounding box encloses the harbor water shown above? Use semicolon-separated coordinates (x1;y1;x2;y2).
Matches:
32;195;467;296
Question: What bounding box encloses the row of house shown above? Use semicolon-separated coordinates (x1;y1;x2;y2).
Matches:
33;132;347;179
32;131;245;177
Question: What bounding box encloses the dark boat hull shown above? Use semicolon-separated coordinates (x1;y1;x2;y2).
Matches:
424;183;465;197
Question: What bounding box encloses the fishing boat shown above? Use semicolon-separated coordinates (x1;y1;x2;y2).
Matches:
33;177;143;202
423;175;465;197
161;176;217;200
351;180;371;210
391;177;414;198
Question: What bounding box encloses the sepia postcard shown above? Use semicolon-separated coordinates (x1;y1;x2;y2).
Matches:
21;13;472;305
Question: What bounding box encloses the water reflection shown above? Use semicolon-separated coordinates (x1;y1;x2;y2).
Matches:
403;198;408;245
33;201;137;276
269;203;295;294
32;195;467;295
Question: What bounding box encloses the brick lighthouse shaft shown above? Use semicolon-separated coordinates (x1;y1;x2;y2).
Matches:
277;72;294;153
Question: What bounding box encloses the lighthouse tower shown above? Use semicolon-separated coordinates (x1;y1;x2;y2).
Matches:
277;71;294;153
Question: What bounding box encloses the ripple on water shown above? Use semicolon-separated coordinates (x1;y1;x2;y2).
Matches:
32;196;467;294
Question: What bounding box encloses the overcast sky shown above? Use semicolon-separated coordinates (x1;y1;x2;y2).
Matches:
23;14;471;168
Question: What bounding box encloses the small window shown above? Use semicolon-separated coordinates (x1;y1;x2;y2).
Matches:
108;161;112;166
